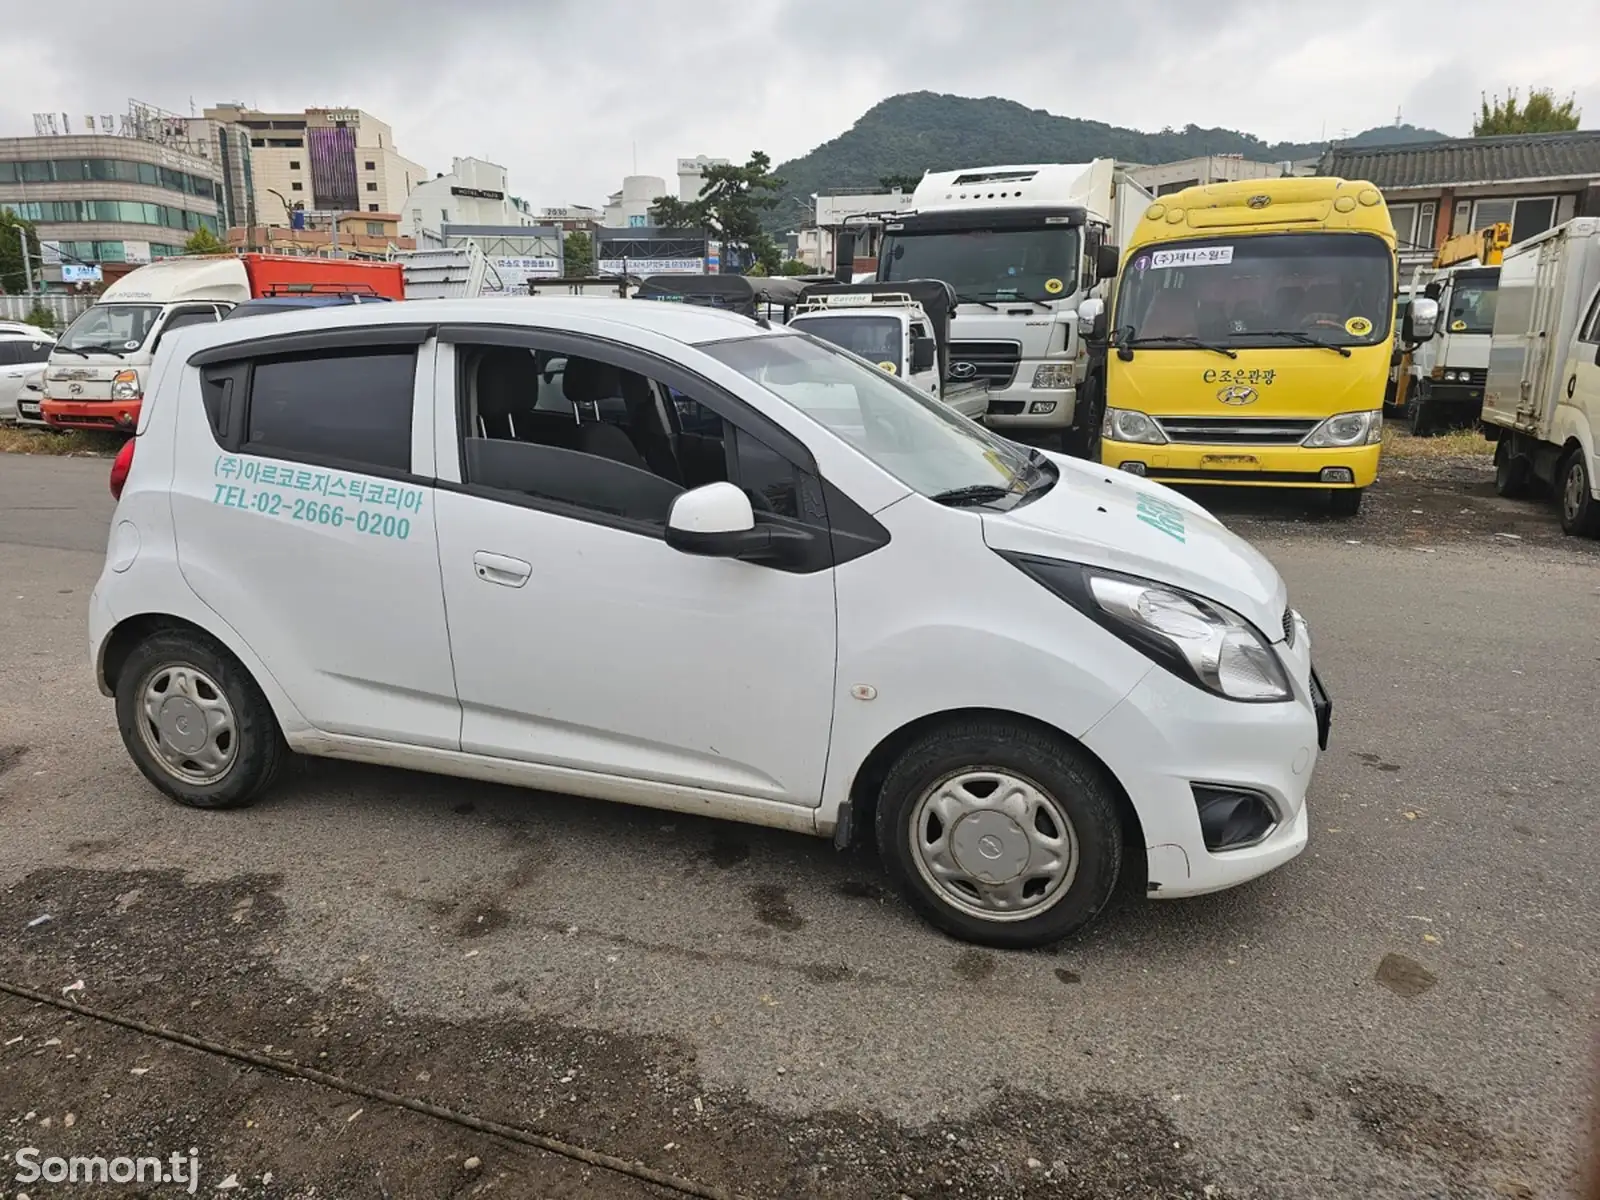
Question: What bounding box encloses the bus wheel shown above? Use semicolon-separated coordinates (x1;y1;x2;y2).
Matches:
1328;488;1364;518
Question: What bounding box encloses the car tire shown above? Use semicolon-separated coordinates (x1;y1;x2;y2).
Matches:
874;718;1124;949
1327;488;1364;518
1557;448;1600;538
1494;440;1531;499
115;630;286;809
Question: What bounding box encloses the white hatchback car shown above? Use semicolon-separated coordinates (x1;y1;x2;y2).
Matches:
0;328;55;424
90;298;1329;947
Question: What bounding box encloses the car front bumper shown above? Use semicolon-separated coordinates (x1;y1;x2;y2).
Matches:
1102;438;1380;488
980;380;1076;430
1081;614;1327;898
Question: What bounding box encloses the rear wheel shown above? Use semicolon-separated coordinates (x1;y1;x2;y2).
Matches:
874;719;1123;949
1327;488;1364;518
1558;449;1600;538
1407;383;1434;437
1494;440;1532;499
114;630;285;809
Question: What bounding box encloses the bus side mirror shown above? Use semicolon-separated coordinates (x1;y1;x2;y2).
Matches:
1096;244;1121;281
911;336;937;374
1077;297;1106;340
1404;297;1439;344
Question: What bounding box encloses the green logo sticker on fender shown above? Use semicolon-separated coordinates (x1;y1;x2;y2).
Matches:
1136;493;1187;543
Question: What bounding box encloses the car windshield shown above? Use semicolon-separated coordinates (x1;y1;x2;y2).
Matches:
880;226;1078;300
1115;232;1395;348
1445;271;1498;335
57;304;163;352
702;333;1040;501
791;315;903;374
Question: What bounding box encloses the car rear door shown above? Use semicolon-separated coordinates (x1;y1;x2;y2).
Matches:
169;324;460;747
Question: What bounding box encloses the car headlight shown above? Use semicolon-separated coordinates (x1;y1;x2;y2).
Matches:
1302;409;1381;448
1102;407;1167;445
111;369;140;400
1001;557;1293;701
1032;362;1074;389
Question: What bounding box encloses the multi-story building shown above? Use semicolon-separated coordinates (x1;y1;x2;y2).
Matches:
224;212;414;258
0;132;222;269
603;175;668;228
202;105;426;225
535;205;601;232
401;157;535;246
677;155;729;200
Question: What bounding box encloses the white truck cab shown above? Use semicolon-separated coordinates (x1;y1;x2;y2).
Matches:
788;283;989;421
1482;218;1600;535
877;161;1152;453
1406;263;1500;435
90;297;1328;948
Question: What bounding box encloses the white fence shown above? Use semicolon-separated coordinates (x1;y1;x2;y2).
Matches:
0;294;93;330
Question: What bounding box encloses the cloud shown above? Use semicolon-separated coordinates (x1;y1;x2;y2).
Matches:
2;0;1596;211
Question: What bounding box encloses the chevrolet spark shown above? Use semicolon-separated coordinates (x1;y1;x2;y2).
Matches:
90;297;1330;948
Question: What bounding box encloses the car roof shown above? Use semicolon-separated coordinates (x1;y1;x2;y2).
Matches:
171;296;783;360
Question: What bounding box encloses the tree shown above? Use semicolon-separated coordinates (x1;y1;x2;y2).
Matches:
24;301;57;331
778;258;814;276
0;211;41;294
183;226;226;255
878;173;921;192
652;151;785;275
1474;88;1582;136
564;229;594;276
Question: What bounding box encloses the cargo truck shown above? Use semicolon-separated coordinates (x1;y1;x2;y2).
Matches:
1403;222;1511;435
1481;218;1600;536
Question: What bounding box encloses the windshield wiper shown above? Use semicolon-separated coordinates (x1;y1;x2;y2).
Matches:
1246;330;1352;357
928;483;1014;507
53;345;90;358
953;293;1000;311
977;292;1053;310
1124;335;1238;359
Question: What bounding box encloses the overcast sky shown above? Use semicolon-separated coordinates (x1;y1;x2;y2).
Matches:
6;0;1597;209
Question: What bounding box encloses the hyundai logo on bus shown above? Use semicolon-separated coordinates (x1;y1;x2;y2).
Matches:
1217;385;1259;406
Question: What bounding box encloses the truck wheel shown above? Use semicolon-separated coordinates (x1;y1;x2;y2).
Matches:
1557;449;1600;538
1327;488;1364;518
874;718;1123;949
115;630;286;809
1063;381;1103;461
1407;386;1434;437
1494;440;1531;499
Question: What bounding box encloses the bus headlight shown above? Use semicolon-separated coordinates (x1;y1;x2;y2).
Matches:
1303;410;1382;447
1102;407;1167;445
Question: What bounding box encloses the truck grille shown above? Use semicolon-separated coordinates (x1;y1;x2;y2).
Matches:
1154;416;1321;445
948;341;1021;388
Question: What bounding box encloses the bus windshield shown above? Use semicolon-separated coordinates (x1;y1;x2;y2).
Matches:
1115;233;1395;349
1444;270;1499;335
880;226;1078;301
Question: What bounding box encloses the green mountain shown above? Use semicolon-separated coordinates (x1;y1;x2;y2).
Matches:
771;92;1446;227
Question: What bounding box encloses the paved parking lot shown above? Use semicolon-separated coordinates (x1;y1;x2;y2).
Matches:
1;452;1596;1198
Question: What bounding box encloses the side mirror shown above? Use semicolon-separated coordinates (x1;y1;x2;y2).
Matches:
1404;296;1439;344
1077;297;1106;340
910;336;936;374
665;482;809;566
1096;243;1121;281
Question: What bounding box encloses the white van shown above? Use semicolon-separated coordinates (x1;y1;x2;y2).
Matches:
89;298;1329;947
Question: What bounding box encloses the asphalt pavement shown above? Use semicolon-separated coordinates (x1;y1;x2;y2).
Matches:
0;451;1596;1198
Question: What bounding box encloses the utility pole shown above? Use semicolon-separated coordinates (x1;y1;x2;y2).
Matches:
18;226;34;295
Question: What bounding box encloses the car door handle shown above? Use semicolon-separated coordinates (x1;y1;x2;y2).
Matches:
473;551;531;588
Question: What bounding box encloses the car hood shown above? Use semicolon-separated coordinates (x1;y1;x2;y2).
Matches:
981;453;1288;636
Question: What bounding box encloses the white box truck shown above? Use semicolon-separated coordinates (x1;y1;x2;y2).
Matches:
875;160;1152;455
1482;218;1600;535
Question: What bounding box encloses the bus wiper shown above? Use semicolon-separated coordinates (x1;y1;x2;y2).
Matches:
928;483;1013;507
1124;335;1238;359
1248;330;1352;358
954;293;1000;311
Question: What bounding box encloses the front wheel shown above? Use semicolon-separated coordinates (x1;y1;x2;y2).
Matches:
115;630;286;809
1327;488;1364;518
874;719;1123;948
1558;449;1600;538
1407;386;1434;437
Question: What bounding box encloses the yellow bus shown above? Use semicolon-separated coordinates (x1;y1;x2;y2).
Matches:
1096;177;1398;516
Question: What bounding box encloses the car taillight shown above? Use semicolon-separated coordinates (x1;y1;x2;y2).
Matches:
109;438;136;500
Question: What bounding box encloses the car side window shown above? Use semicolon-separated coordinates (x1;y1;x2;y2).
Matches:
242;349;416;472
0;342;18;366
453;340;827;538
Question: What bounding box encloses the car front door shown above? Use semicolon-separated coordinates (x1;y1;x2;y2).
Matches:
430;324;839;807
170;325;460;748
